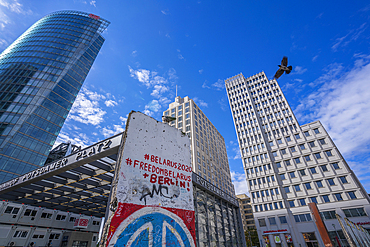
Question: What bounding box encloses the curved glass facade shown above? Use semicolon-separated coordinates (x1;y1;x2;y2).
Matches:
0;11;110;183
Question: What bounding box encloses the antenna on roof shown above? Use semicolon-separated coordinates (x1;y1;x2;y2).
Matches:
176;85;178;97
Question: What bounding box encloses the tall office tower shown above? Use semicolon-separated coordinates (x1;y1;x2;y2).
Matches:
163;96;235;195
225;71;370;246
236;194;256;231
0;11;109;183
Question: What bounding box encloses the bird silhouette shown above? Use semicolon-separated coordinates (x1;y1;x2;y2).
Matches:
274;56;292;79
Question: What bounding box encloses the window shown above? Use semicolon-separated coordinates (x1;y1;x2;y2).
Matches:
310;167;317;174
281;149;286;155
277;139;283;144
304;183;312;190
294;185;301;192
339;176;348;184
315;180;323;188
327;178;335;186
320;165;328;172
290;146;296;152
286;136;291;142
285;160;291;166
69;217;76;222
266;189;270;196
299;169;306;176
268;217;277;225
319;139;326;145
322;195;330;203
93;221;100;225
24;209;37;217
258;218;266;227
32;234;45;239
325;150;333;157
13;230;29;238
279;216;287;224
288;200;295;207
56;214;66;221
289;172;296;178
299;198;306;206
308;141;315;147
5;206;20;214
275;188;280;195
343;208;366;217
332;163;340;169
295;134;300;139
314;153;322;159
284;187;290;193
348;191;357;199
320;211;336;220
294;158;301;164
304;155;311;161
310;197;318;204
41;212;53;219
334;193;343;201
313;128;320;134
280;174;286;180
293;213;312;222
276;162;281;168
269;141;274;146
272;151;277;157
304;131;310;137
49;234;60;240
299;144;305;150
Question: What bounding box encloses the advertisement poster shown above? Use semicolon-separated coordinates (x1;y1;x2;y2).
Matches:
103;112;196;247
263;236;271;247
274;235;281;243
285;234;293;243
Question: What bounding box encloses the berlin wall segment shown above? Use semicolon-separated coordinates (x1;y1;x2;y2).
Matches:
101;111;196;247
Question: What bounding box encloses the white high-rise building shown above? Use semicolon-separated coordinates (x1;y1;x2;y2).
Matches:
163;96;235;195
225;71;370;247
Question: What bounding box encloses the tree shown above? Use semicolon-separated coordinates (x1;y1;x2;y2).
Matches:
245;228;260;247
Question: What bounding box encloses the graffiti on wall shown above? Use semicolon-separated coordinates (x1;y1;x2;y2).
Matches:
105;112;196;247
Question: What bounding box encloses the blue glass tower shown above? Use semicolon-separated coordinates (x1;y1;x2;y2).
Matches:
0;11;110;183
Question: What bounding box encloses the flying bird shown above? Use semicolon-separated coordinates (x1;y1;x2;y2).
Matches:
274;56;292;79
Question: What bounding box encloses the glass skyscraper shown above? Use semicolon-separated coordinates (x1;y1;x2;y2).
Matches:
0;11;109;183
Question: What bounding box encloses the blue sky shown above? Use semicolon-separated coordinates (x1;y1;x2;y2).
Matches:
1;0;370;195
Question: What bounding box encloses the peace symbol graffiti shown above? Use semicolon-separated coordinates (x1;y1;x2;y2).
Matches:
108;207;195;247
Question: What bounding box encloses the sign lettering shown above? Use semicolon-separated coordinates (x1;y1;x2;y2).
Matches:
193;173;238;206
0;137;116;191
88;13;100;20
